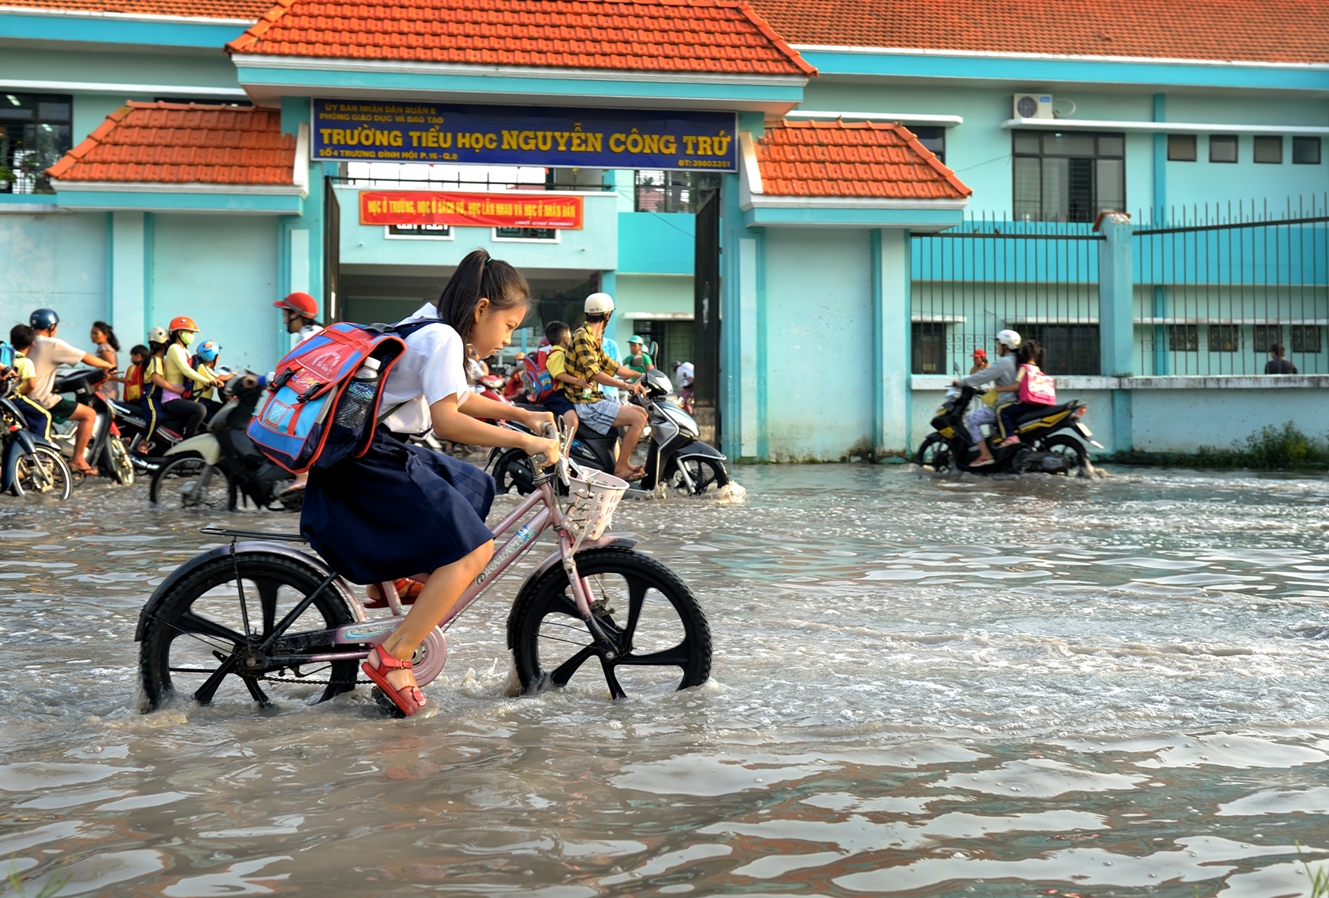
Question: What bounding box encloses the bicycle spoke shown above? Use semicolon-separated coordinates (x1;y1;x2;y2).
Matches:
621;576;648;648
243;677;272;708
600;658;627;700
176;612;246;647
618;641;690;668
193;654;239;704
551;645;598;686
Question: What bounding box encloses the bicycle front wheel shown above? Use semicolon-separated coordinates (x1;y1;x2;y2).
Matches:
508;547;711;699
13;445;72;500
139;552;359;712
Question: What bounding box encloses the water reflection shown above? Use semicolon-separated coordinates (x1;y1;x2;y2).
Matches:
1;465;1328;895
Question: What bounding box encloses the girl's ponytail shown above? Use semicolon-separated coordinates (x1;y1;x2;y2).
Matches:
435;249;530;342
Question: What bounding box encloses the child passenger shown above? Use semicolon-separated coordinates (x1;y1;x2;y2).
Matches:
8;325;52;439
541;320;587;435
301;249;559;718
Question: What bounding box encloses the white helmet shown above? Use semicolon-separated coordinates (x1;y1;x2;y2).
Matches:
147;326;169;344
584;292;615;315
996;329;1022;350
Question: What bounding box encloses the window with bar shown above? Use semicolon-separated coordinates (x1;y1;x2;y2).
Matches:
1292;325;1323;353
493;227;556;241
1252;325;1283;354
1208;325;1240;352
911;126;946;164
910;323;948;374
1012;323;1101;375
1293;137;1322;165
634;170;721;213
0;92;72;194
1169;324;1199;352
1167;135;1197;162
1012;131;1125;223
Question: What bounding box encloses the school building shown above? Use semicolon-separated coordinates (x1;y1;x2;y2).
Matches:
2;0;1327;460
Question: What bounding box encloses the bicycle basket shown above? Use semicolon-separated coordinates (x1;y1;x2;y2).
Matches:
563;469;629;540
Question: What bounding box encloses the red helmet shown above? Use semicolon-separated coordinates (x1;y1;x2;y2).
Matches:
274;291;318;317
169;315;199;333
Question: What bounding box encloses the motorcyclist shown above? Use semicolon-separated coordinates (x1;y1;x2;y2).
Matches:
953;329;1021;467
158;316;213;438
275;291;323;343
26;308;117;475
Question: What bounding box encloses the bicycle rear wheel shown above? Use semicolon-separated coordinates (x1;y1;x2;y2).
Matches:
507;547;711;699
139;552;359;712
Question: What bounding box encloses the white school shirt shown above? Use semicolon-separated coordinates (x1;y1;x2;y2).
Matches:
379;305;469;434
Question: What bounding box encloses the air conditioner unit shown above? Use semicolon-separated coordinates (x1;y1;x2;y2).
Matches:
1013;94;1054;120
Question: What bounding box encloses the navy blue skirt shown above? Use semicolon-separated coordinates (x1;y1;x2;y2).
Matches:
300;431;496;584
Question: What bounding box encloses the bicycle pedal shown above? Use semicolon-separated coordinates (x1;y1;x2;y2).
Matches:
371;686;407;719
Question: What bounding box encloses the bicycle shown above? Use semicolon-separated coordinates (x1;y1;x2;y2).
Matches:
136;425;711;714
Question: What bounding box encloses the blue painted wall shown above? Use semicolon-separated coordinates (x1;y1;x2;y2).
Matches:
617;212;694;274
150;214;281;373
762;227;875;460
0;210;106;350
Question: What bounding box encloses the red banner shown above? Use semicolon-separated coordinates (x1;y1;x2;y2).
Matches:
359;191;583;229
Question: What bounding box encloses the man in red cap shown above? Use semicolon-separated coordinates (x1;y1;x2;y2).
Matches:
275;292;323;344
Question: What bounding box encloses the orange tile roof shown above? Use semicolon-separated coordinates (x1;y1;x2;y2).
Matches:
749;0;1329;65
755;119;970;199
225;0;815;76
46;101;296;185
5;0;266;18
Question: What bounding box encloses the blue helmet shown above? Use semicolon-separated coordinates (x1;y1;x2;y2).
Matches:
30;308;58;330
196;340;220;363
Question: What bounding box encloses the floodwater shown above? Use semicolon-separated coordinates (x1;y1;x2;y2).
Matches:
3;464;1329;897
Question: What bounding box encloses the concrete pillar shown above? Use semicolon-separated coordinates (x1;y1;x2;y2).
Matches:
110;211;146;342
738;234;759;459
1151;93;1168;375
873;229;912;455
1097;212;1134;451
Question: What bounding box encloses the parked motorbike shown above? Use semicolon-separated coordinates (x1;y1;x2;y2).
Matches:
149;374;298;511
915;384;1101;475
0;378;72;500
48;368;134;484
490;369;729;498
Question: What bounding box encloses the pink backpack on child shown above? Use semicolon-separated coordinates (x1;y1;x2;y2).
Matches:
1018;363;1057;405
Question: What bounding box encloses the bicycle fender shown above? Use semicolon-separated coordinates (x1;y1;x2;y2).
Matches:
135;541;360;641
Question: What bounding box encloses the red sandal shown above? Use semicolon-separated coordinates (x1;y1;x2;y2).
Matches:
364;578;425;609
361;646;426;718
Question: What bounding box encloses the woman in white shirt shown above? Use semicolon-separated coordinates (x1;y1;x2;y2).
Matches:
300;249;558;718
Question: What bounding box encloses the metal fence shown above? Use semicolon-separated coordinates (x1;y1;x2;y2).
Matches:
910;214;1104;376
1134;197;1329;376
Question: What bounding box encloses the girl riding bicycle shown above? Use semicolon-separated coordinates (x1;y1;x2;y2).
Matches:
301;249;559;717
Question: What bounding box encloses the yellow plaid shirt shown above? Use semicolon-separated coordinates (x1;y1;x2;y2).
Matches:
562;325;614;403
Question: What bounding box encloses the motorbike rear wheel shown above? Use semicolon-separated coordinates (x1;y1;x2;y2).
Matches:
150;455;232;509
1038;434;1089;474
915;434;954;473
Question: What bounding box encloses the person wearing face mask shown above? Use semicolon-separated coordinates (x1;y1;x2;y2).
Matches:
158;316;213;438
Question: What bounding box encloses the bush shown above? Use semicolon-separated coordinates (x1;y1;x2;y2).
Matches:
1111;421;1329;470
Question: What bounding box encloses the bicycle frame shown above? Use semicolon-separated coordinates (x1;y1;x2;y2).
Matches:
263;441;624;668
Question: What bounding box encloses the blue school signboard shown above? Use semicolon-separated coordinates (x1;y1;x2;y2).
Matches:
311;100;737;172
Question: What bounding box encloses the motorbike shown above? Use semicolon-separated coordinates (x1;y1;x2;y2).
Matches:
149;374;299;511
107;396;185;474
48;368;134;484
915;384;1101;476
0;378;72;500
489;368;729;498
